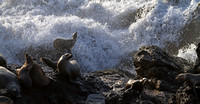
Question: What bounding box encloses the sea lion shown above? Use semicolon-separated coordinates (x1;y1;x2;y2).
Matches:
0;96;13;104
0;54;7;68
53;32;77;53
0;66;21;98
125;78;147;92
176;73;200;86
16;54;33;88
176;73;200;97
27;54;50;87
40;53;81;82
22;54;50;87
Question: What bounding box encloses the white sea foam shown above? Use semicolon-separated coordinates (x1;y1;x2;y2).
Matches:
0;0;199;71
177;44;197;62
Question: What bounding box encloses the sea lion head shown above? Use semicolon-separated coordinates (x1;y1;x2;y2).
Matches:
60;53;73;61
64;53;73;59
7;83;21;98
25;53;34;64
141;77;148;85
16;64;33;88
16;53;33;88
176;73;186;82
125;79;134;90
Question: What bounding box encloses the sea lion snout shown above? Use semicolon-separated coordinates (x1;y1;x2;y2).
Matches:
63;53;73;59
176;74;186;82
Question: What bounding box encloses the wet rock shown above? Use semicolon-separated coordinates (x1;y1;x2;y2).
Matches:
145;78;178;92
176;84;200;104
0;54;7;68
193;42;200;73
86;94;105;104
0;96;13;104
134;45;187;75
85;69;137;104
139;90;169;104
133;45;192;93
133;45;193;84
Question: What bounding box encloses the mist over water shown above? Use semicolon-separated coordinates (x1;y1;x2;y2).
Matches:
0;0;199;71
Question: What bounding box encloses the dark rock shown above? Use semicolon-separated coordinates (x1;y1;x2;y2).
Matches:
0;96;13;104
145;78;178;92
193;42;200;73
86;94;106;104
139;90;169;104
125;78;147;92
134;45;187;74
133;46;192;90
176;84;200;104
85;69;137;104
0;54;7;68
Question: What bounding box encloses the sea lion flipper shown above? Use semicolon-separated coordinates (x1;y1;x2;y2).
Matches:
72;32;77;48
72;32;77;41
40;57;57;70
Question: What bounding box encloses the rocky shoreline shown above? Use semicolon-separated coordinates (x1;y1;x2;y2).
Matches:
1;45;200;104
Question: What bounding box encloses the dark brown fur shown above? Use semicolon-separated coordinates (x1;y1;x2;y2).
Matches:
53;32;77;53
17;54;50;88
0;66;21;97
27;54;50;87
41;53;81;82
16;54;33;88
176;73;200;86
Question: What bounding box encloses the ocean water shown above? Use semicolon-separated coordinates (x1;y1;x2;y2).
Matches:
0;0;199;71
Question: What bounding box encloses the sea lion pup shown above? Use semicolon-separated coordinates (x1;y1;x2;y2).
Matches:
0;96;13;104
25;54;50;87
125;78;147;92
0;54;7;68
0;66;21;98
16;54;33;88
53;32;77;53
176;73;200;97
41;53;81;82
